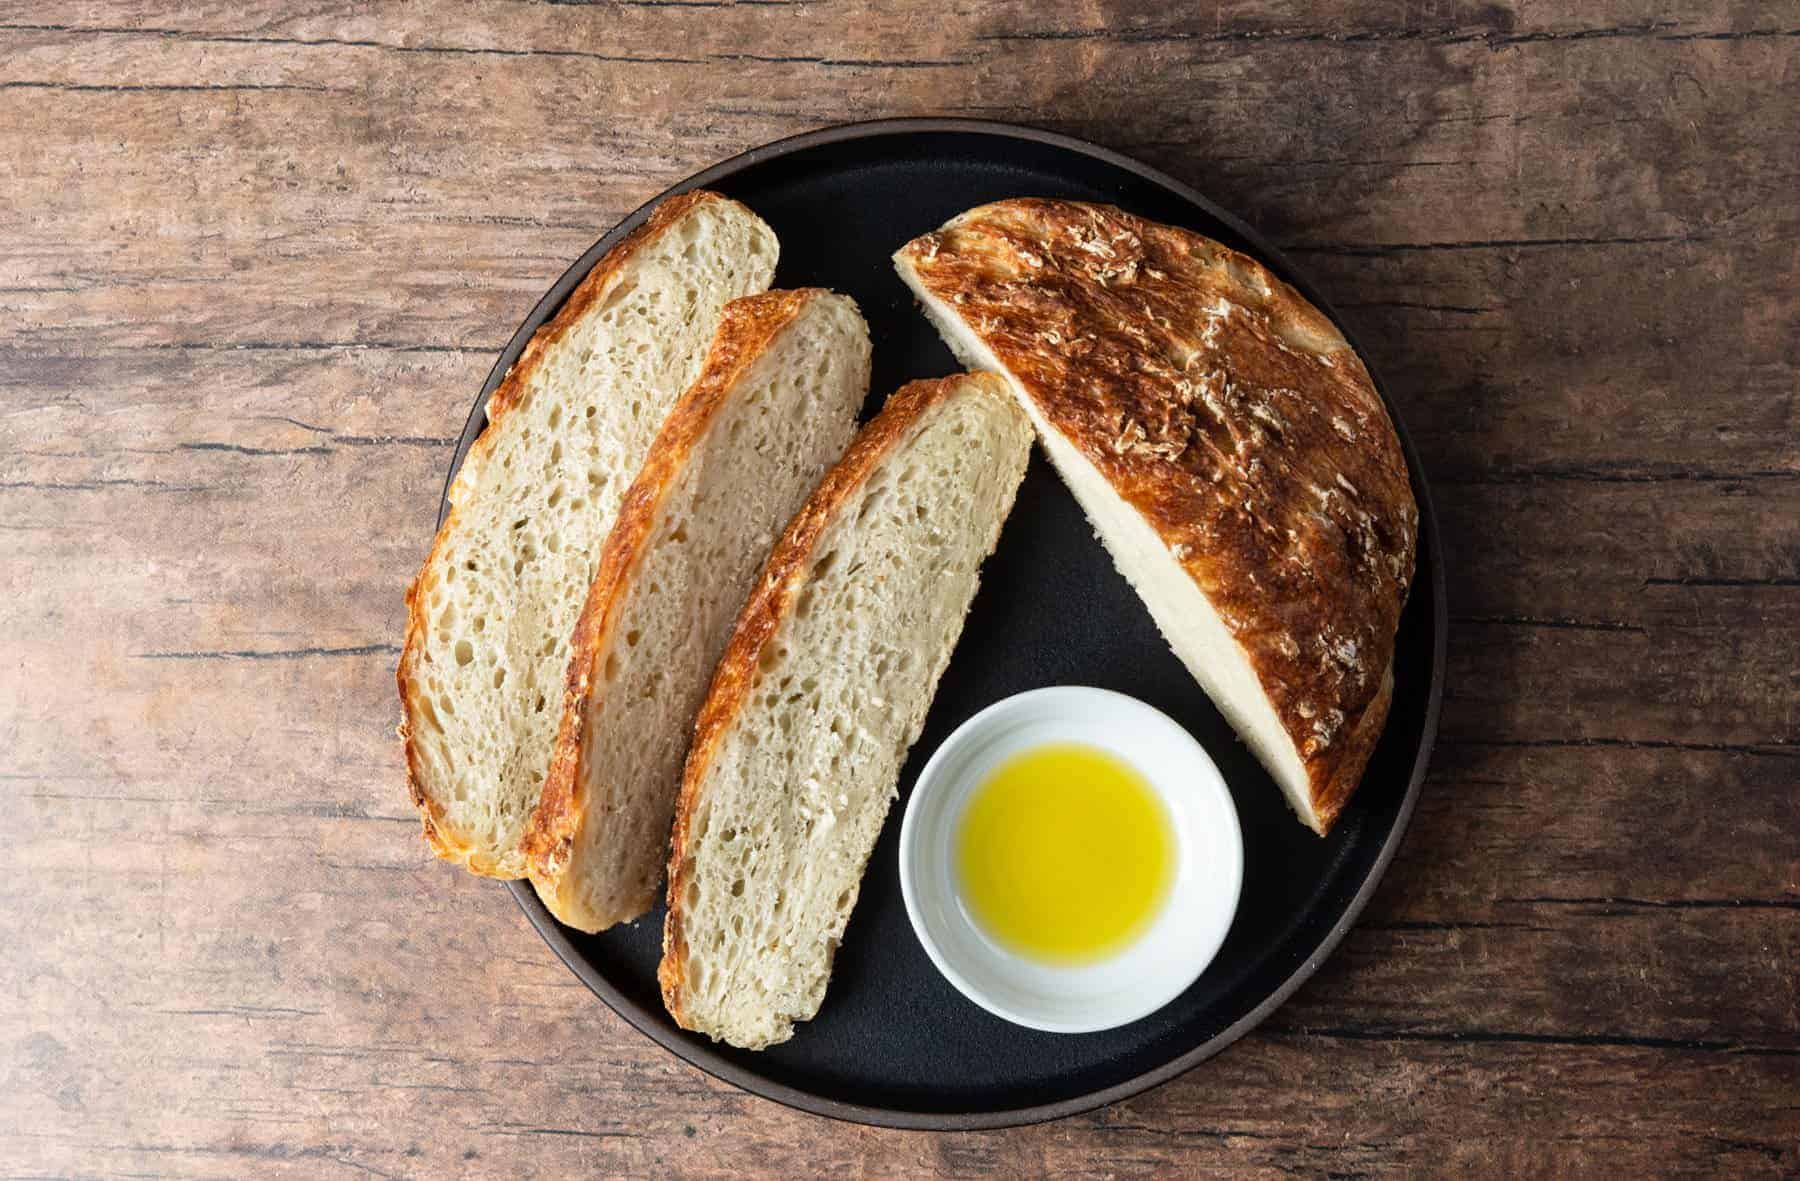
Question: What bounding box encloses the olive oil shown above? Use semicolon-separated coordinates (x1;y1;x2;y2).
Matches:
954;742;1176;963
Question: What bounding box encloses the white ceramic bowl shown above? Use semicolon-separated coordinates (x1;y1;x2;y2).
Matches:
898;686;1244;1033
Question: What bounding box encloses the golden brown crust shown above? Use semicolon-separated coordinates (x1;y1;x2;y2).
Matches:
1311;660;1394;833
658;373;1006;1025
521;288;823;888
395;190;744;877
898;199;1417;832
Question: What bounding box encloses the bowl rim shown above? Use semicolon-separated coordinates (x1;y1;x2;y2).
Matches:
438;115;1450;1130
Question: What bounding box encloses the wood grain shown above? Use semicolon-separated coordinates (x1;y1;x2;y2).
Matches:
3;1;1796;1176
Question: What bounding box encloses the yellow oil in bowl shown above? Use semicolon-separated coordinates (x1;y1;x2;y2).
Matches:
954;742;1176;964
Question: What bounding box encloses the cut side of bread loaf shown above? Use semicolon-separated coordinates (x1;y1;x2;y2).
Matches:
659;372;1033;1050
399;192;778;878
524;289;871;932
896;199;1417;835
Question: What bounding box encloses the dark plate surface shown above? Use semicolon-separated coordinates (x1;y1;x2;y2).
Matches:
437;119;1446;1130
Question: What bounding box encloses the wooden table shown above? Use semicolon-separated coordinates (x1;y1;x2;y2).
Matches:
6;3;1796;1175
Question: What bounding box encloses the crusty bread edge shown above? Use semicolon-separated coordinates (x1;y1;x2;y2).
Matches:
1311;660;1394;835
521;288;828;921
894;202;1414;836
657;372;1015;1031
396;190;751;879
921;198;1358;359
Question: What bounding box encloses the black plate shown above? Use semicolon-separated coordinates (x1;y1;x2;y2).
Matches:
437;119;1446;1130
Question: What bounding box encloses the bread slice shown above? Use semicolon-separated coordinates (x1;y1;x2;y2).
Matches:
398;192;778;878
895;199;1417;835
523;289;871;932
659;373;1032;1049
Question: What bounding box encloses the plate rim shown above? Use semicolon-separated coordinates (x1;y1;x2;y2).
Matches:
435;116;1448;1131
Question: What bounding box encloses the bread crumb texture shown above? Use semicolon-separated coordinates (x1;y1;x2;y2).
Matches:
399;193;777;877
526;289;870;931
662;374;1032;1048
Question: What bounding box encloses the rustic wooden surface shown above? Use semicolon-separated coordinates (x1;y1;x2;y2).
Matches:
4;1;1796;1176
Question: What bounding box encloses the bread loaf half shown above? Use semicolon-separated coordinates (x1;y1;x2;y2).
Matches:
525;289;871;932
895;199;1417;834
399;192;777;878
660;372;1032;1049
